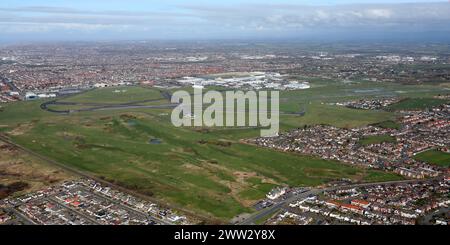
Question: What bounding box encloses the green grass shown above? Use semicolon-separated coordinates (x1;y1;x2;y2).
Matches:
388;98;449;111
373;120;401;130
279;80;447;104
0;100;52;125
6;113;401;219
238;183;277;200
280;102;395;130
359;135;396;145
61;86;165;104
0;85;413;221
414;149;450;167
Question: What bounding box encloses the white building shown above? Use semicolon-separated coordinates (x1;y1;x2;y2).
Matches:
283;82;311;90
25;92;37;100
38;93;57;98
94;83;108;88
266;187;288;200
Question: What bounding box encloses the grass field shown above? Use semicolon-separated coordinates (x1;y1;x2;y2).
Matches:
3;82;438;220
387;98;449;111
372;120;402;130
3;110;402;219
61;86;165;104
359;135;396;145
414;149;450;167
280;102;395;130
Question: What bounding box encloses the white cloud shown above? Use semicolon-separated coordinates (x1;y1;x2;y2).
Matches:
183;2;450;30
366;9;393;18
0;2;449;37
0;22;134;33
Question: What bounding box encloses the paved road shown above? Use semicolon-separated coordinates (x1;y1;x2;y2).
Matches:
237;178;438;225
236;189;321;225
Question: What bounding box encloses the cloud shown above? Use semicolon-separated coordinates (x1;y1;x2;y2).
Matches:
0;2;449;39
0;22;130;33
0;6;203;34
367;9;393;18
0;6;195;18
181;2;450;30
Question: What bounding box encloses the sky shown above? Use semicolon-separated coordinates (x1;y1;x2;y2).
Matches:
1;0;450;42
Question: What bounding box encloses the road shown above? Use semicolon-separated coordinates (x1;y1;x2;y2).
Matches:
47;197;102;225
237;178;438;225
236;188;322;225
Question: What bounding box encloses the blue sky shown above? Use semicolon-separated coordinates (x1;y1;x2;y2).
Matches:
1;0;449;42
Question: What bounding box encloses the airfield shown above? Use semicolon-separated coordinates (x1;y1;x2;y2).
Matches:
0;78;448;221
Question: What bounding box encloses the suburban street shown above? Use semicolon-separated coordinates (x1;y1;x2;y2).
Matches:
237;178;438;225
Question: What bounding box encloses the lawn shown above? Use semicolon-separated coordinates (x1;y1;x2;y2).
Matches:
414;149;450;167
359;135;396;145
